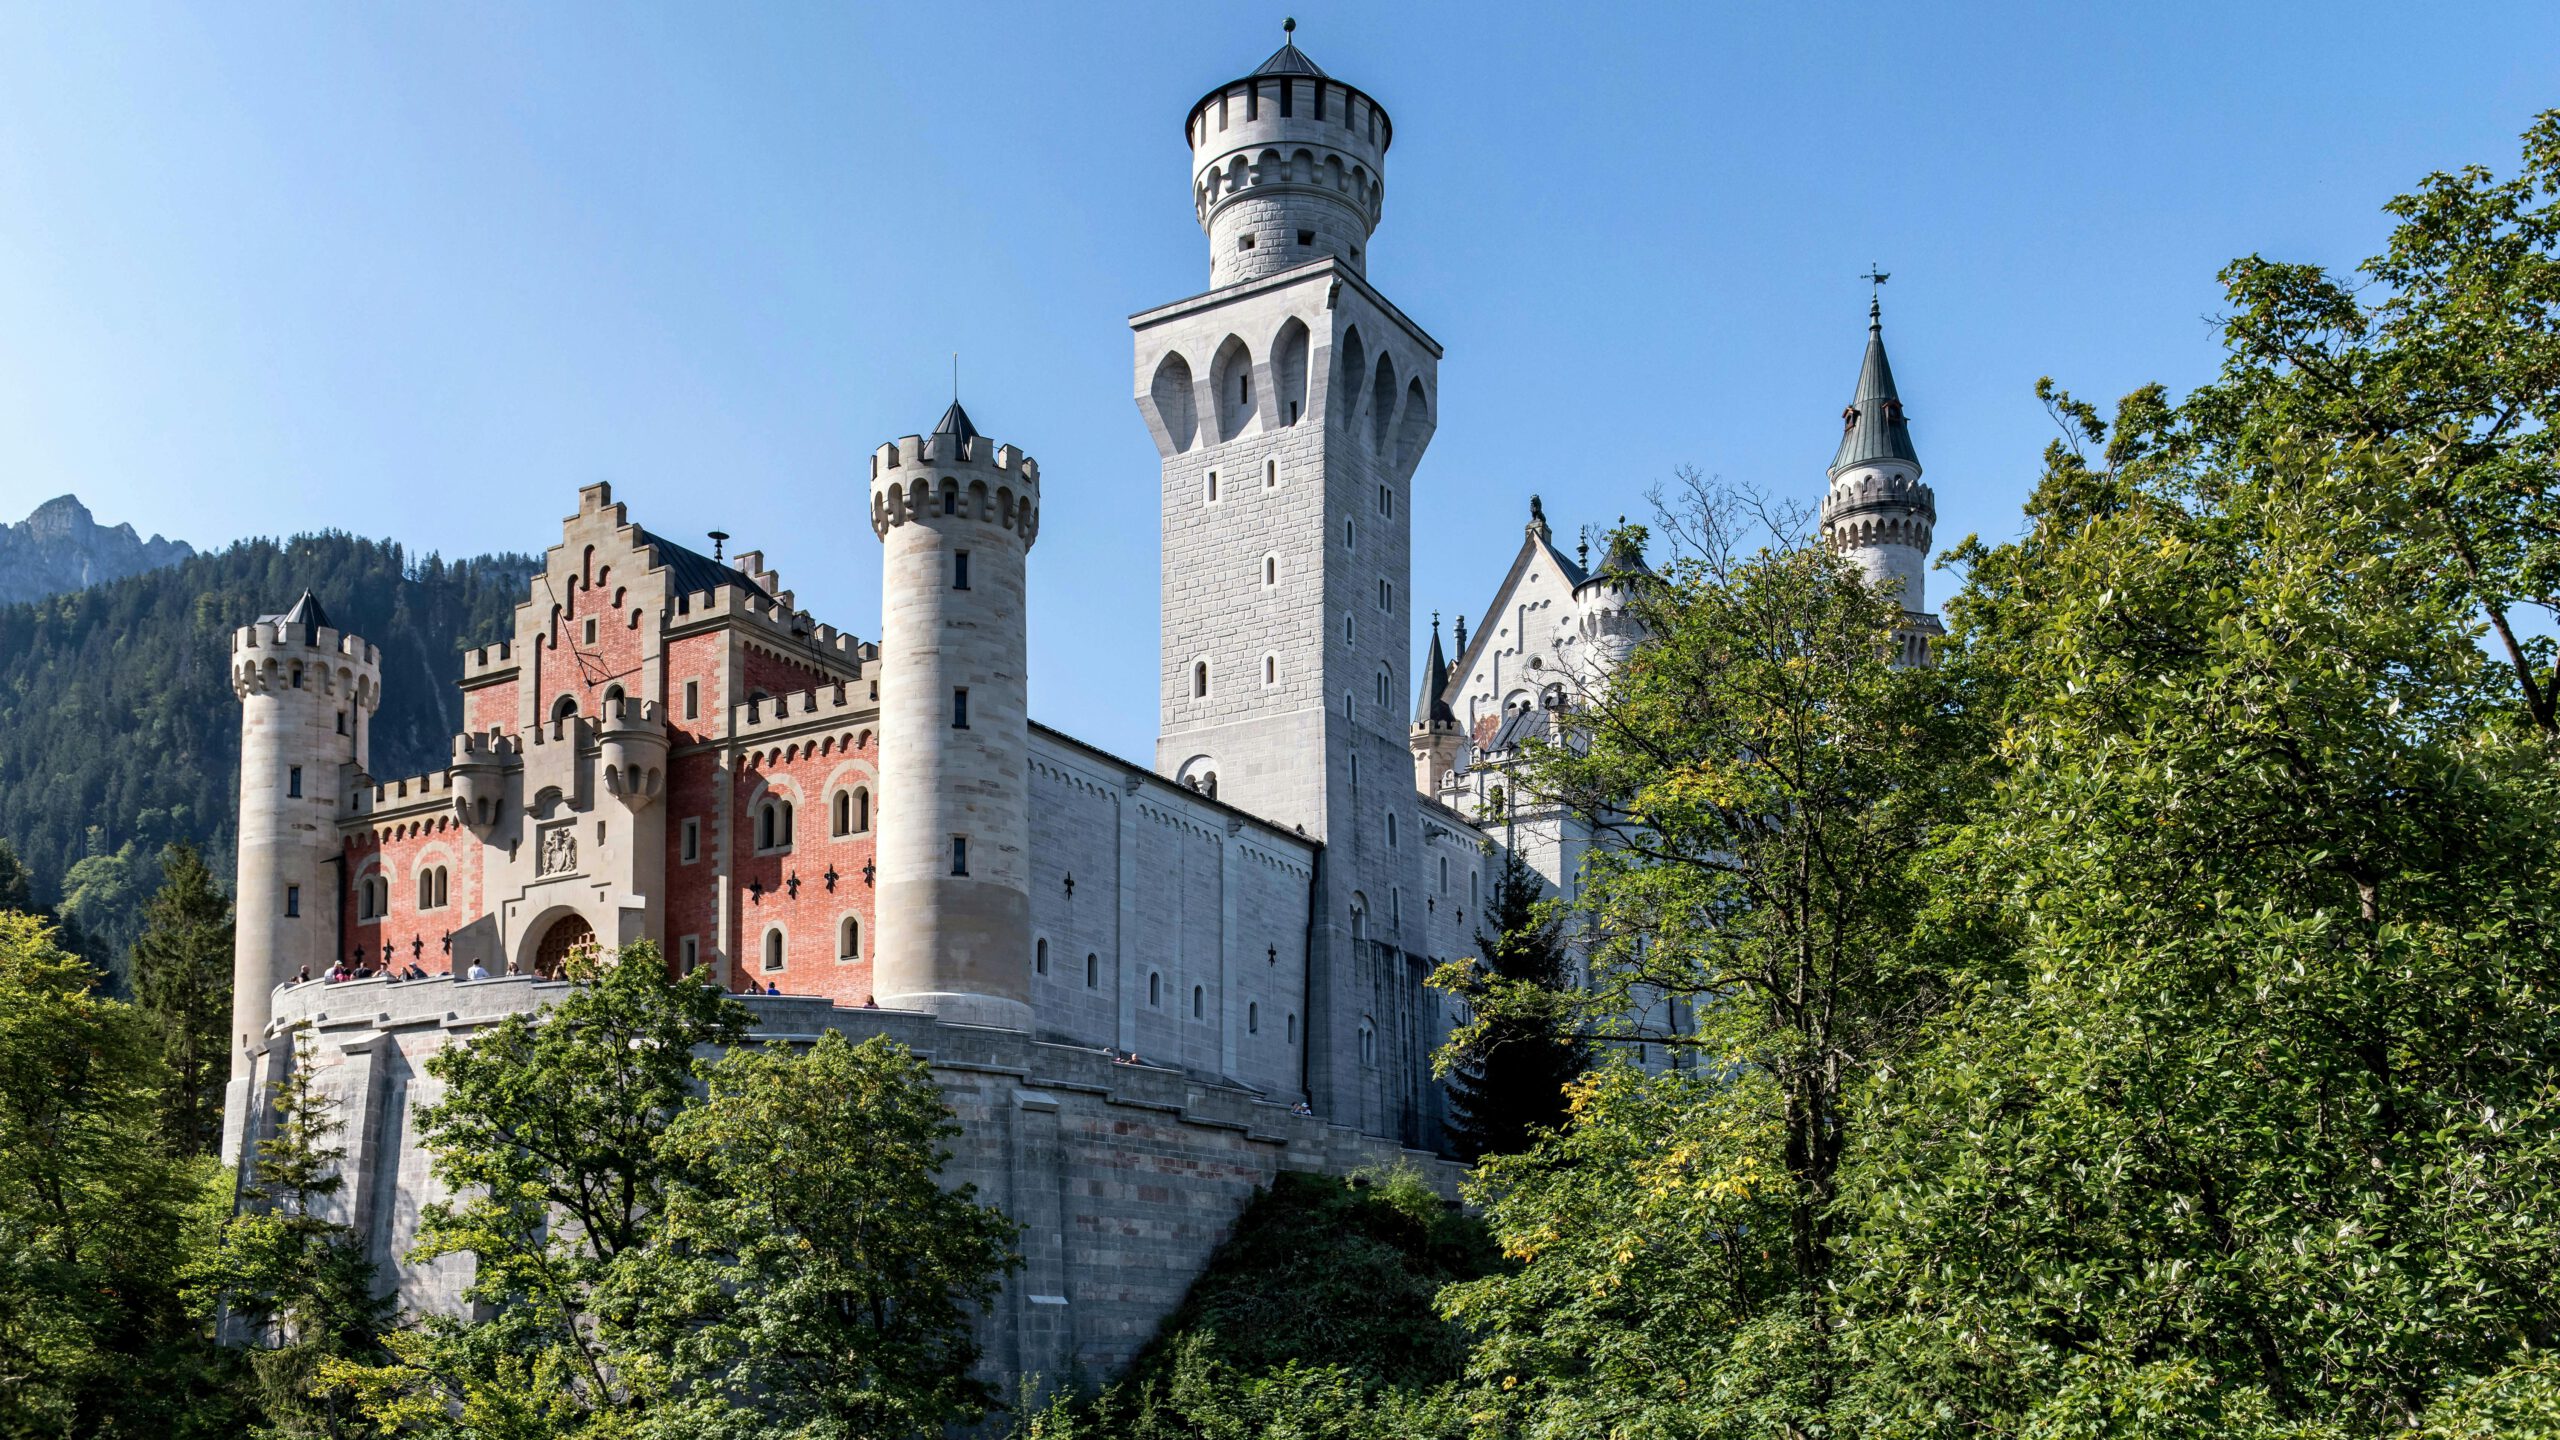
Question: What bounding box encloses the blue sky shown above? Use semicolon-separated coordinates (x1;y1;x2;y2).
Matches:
0;3;2553;760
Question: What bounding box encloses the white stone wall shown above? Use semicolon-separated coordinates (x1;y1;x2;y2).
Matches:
1188;73;1388;288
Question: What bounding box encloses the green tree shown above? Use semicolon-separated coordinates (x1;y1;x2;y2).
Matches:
636;1029;1021;1439
0;910;243;1438
189;1055;387;1439
1824;115;2560;1436
0;839;38;917
1436;851;1584;1160
1438;493;1986;1435
324;942;751;1435
130;843;234;1157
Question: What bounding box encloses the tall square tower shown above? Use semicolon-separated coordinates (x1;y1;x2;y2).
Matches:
1133;32;1443;1134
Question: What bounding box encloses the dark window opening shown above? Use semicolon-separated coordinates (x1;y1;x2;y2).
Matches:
1085;952;1099;988
941;489;957;515
951;836;969;876
1239;233;1255;251
1297;229;1314;247
287;766;303;798
336;710;347;735
953;550;971;589
1279;79;1293;117
285;884;300;918
952;687;970;728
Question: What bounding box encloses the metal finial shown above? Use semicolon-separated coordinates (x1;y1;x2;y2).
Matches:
1860;264;1890;329
953;352;960;404
707;529;728;562
1284;16;1296;36
1431;609;1441;633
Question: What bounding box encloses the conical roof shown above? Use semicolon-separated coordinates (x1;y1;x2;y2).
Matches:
1415;615;1455;726
932;401;979;447
263;590;331;631
1255;20;1326;76
1830;305;1922;478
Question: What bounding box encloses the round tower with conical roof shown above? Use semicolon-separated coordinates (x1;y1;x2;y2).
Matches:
1820;300;1937;615
867;403;1042;1030
1574;523;1655;680
224;591;379;1164
1186;19;1392;288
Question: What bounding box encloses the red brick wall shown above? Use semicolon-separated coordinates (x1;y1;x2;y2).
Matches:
342;817;475;976
664;747;727;978
663;632;725;745
741;643;838;706
729;728;877;1004
542;575;648;721
464;678;517;735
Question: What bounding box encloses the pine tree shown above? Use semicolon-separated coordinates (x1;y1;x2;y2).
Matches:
0;838;37;916
188;1054;387;1438
1440;853;1584;1160
130;843;233;1157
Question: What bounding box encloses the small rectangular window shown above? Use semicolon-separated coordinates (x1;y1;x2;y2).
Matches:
681;818;700;863
952;687;969;729
336;710;348;735
951;835;969;876
953;551;971;589
1278;77;1293;117
583;617;597;645
942;489;957;515
287;766;303;798
680;935;699;969
1298;229;1315;247
1238;233;1255;251
1245;83;1258;120
284;884;300;918
1206;470;1218;502
1379;578;1393;611
684;680;699;720
1378;484;1393;517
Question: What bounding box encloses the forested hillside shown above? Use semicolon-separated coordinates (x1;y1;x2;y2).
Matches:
0;534;535;984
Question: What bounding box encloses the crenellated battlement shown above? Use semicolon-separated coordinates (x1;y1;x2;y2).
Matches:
230;622;382;704
451;729;521;764
867;432;1043;549
665;581;867;667
352;766;455;817
733;679;876;745
1822;469;1936;523
461;639;515;680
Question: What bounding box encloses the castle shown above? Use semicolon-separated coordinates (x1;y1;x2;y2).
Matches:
218;31;1940;1382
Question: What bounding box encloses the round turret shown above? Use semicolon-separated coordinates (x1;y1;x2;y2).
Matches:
866;403;1040;1030
1574;526;1654;676
597;696;667;809
223;592;381;1166
1186;23;1391;288
1820;304;1936;613
448;729;517;835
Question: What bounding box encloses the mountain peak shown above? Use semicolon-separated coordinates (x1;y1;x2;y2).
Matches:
1;493;196;605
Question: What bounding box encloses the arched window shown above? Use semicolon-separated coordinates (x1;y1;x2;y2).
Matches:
780;801;793;845
762;927;785;972
1193;661;1210;699
1248;1001;1259;1034
1265;458;1278;487
1359;1016;1376;1066
1264;654;1278;686
855;788;870;832
1192;984;1205;1019
436;868;450;908
759;803;776;850
1148;971;1162;1007
838;916;860;961
1376;669;1390;708
418;869;435;910
833;790;851;837
1385;813;1398;848
1287;1012;1298;1044
1263;554;1278;587
1036;938;1049;975
551;694;578;722
602;683;625;714
1349;893;1368;940
1086;952;1099;988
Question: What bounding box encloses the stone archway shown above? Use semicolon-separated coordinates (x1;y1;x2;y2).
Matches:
531;911;595;979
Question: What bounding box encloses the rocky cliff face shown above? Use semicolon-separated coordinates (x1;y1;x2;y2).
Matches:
0;495;195;604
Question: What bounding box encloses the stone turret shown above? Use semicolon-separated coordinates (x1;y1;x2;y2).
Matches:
1574;524;1653;680
223;591;380;1165
1820;299;1936;616
1410;612;1461;793
867;403;1041;1030
1186;19;1392;288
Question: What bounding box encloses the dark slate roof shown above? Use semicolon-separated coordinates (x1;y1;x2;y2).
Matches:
933;401;980;448
1415;619;1456;726
262;589;331;630
634;527;771;602
1255;39;1326;76
1830;309;1923;478
1487;702;1552;754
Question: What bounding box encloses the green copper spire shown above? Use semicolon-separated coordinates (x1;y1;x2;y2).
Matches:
1829;297;1922;479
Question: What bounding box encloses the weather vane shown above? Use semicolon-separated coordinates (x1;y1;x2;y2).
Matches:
1861;264;1890;324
